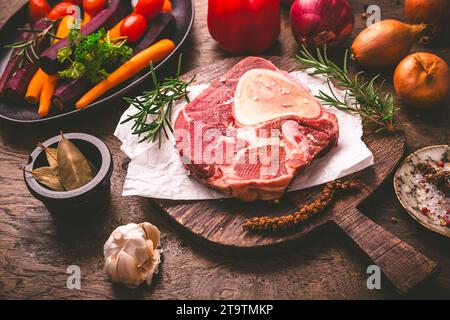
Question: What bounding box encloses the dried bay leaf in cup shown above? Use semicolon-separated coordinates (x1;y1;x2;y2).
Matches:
31;166;65;191
57;133;94;191
45;147;58;167
87;160;98;176
40;144;98;174
39;144;58;167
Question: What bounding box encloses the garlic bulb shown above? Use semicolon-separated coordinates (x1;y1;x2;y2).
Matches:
104;222;161;288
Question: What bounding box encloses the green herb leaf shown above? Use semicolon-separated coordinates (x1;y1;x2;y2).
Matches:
57;46;72;63
58;61;86;79
57;26;133;83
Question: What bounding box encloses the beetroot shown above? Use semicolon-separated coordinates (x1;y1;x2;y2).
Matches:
39;0;128;75
52;13;174;110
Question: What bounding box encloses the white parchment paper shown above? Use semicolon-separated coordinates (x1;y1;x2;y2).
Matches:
114;70;374;200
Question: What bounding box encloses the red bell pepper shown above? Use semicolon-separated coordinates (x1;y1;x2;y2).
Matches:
207;0;281;54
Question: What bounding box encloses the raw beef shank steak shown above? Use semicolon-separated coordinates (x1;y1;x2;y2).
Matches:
174;57;339;202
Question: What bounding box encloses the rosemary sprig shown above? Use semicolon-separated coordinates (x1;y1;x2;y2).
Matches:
5;19;60;67
121;55;196;147
296;45;399;133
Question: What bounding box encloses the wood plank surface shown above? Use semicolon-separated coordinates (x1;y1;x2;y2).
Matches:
0;0;449;299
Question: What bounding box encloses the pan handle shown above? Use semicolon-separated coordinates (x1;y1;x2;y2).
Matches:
332;208;439;295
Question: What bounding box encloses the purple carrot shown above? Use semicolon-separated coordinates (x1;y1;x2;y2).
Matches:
52;78;92;110
0;23;32;95
134;13;174;53
2;19;53;103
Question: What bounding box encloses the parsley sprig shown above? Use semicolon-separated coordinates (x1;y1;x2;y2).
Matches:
121;56;196;147
57;27;132;83
296;45;399;133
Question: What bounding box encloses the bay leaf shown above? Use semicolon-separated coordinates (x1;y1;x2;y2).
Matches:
38;143;58;167
88;160;98;176
57;133;94;191
31;166;65;191
45;147;58;167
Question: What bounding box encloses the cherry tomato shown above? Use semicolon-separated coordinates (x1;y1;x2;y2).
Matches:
48;2;73;20
29;0;51;23
134;0;164;21
83;0;106;17
120;13;148;43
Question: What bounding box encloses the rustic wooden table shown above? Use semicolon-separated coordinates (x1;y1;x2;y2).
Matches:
0;0;449;300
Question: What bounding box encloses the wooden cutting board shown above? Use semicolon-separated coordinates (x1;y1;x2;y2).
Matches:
154;57;438;295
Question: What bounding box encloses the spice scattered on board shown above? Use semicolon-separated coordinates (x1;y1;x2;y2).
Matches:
243;180;360;231
26;132;96;191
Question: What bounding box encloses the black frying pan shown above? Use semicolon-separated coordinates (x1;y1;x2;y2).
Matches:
0;0;194;124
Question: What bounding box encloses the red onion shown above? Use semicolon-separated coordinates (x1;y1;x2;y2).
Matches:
290;0;354;48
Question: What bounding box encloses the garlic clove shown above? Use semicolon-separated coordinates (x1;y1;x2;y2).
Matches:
113;231;124;242
133;243;153;267
116;251;143;288
144;240;155;260
140;222;160;250
104;255;119;282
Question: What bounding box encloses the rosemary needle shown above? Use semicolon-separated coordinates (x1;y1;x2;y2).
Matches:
296;45;399;133
121;55;196;147
5;19;60;67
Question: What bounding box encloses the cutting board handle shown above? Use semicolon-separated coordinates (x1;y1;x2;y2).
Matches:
332;208;439;295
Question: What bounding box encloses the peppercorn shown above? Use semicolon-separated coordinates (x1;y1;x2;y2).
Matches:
243;179;360;232
420;207;429;215
417;162;449;195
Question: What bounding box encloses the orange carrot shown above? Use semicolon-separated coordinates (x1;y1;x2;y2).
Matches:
108;19;123;40
38;75;58;117
82;11;92;26
25;16;73;105
25;69;48;104
54;16;76;43
76;39;175;109
162;0;172;13
35;16;75;116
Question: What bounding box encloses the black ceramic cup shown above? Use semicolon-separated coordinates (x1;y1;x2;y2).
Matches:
24;133;113;220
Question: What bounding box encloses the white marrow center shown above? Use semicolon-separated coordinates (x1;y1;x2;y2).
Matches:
233;69;321;126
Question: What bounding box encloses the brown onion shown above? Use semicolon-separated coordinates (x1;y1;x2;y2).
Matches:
351;19;426;69
290;0;354;48
394;52;450;109
405;0;449;29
